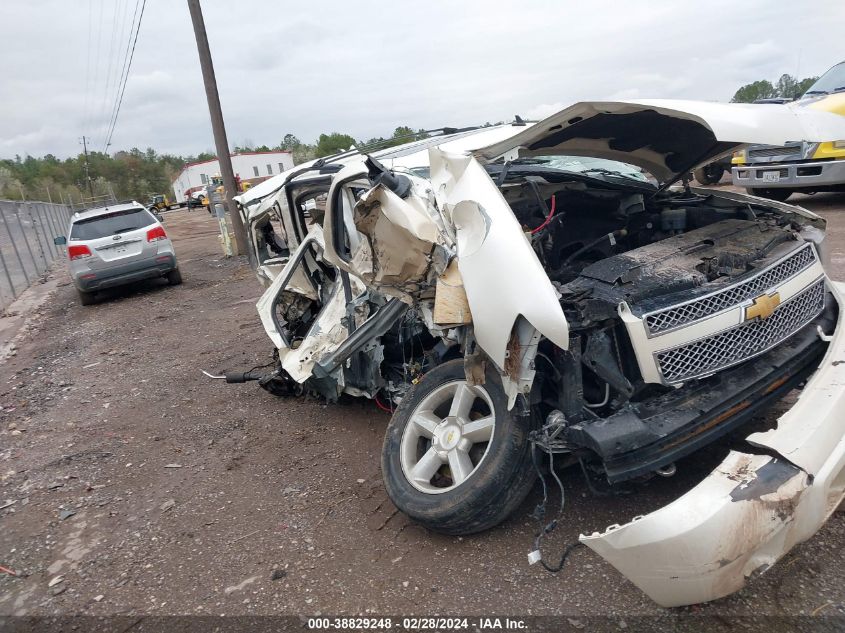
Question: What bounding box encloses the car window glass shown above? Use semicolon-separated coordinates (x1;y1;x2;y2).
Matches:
803;62;845;95
70;208;155;240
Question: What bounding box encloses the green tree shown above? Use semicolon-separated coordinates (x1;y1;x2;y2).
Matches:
795;76;819;96
314;132;357;158
361;136;386;148
392;126;415;139
731;74;820;102
278;133;301;151
373;126;432;150
275;134;316;164
0;121;448;202
731;80;776;103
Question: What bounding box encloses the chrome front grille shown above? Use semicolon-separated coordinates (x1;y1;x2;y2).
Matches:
655;278;825;383
748;144;802;159
644;244;816;335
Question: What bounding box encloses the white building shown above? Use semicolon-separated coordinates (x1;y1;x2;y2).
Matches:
171;150;294;202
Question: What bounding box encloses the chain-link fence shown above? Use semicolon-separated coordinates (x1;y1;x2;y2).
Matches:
0;199;73;312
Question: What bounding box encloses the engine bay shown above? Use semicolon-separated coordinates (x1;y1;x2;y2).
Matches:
486;167;830;467
494;170;810;324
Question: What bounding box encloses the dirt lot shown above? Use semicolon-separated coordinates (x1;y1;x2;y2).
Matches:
2;192;845;620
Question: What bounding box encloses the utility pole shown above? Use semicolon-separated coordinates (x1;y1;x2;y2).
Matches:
186;0;251;262
79;136;95;198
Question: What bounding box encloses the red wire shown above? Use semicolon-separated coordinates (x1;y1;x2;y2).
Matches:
530;194;556;234
374;394;393;414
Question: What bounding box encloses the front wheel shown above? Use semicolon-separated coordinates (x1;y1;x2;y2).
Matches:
381;359;536;535
746;187;793;202
693;163;725;185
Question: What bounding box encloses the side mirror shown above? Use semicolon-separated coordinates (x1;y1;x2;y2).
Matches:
54;236;67;246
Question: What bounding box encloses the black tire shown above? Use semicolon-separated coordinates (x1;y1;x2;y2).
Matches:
382;359;536;535
77;289;96;306
746;187;793;202
693;163;725;185
166;268;183;285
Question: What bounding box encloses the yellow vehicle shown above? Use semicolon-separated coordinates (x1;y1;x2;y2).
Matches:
732;60;845;201
201;175;225;207
202;174;252;209
148;194;176;211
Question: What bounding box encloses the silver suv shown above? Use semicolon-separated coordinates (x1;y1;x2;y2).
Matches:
54;202;182;305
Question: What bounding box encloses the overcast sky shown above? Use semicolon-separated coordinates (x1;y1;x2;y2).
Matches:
1;0;843;159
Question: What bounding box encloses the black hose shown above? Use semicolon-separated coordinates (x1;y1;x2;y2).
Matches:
562;229;627;265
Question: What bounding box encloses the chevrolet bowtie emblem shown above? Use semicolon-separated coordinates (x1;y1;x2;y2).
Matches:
746;292;781;321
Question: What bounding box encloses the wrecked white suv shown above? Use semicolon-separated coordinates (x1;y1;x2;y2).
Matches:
227;101;845;607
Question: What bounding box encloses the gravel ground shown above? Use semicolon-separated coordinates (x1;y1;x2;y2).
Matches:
2;193;845;620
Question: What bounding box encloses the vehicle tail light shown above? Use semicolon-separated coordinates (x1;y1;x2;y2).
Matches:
147;226;167;242
68;245;92;260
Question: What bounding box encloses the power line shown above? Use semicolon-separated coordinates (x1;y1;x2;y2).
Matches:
102;0;146;153
113;0;134;97
92;0;105;146
82;0;93;138
97;0;123;140
100;0;141;152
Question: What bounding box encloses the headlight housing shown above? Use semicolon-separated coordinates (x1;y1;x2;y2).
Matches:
833;140;845;149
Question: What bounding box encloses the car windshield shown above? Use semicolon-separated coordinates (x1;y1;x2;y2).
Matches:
70;208;155;240
528;155;653;184
802;61;845;96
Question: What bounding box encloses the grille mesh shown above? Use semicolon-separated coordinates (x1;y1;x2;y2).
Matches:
748;145;802;159
656;279;825;383
645;245;816;335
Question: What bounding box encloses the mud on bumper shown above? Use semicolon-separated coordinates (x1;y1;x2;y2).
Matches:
580;280;845;607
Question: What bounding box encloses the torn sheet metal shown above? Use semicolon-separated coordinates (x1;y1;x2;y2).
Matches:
581;281;845;607
746;288;845;477
428;148;569;369
432;259;472;326
322;163;442;302
256;228;367;383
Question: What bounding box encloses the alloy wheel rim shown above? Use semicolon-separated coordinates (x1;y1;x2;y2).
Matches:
399;380;496;494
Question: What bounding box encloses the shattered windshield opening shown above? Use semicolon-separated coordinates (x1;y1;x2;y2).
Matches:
530;156;652;183
496;155;657;189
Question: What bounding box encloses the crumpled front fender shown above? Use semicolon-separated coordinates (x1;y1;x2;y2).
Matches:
581;280;845;607
428;148;570;368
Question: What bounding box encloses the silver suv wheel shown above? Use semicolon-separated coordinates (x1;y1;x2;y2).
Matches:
382;359;536;535
399;381;495;494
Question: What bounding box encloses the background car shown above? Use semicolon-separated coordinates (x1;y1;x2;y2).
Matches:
54;201;182;305
731;59;845;200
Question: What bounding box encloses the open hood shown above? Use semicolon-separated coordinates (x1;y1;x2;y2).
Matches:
475;99;845;184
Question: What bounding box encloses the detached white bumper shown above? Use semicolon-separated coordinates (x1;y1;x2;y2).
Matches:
581;280;845;607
